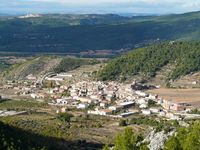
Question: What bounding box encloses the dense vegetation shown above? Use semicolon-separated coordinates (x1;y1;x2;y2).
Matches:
57;112;74;125
0;11;200;54
98;42;200;81
164;121;200;150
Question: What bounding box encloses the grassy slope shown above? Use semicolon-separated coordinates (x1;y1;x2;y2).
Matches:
0;99;147;149
0;120;103;150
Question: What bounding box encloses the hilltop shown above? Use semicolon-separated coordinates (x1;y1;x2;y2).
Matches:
98;42;200;87
0;11;200;54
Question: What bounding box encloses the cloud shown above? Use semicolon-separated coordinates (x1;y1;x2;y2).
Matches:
29;0;132;4
0;0;199;14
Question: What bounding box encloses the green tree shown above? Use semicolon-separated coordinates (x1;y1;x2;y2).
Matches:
102;144;110;150
164;136;182;150
113;127;137;150
183;122;200;150
164;122;200;150
139;143;149;150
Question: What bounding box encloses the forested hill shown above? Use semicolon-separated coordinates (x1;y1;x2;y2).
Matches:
98;42;200;81
0;11;200;54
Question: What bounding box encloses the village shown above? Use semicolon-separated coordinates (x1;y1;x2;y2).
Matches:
1;69;200;120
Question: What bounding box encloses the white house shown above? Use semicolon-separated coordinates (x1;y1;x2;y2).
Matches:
150;108;160;113
159;111;166;116
30;93;37;99
166;112;181;120
57;73;73;78
77;103;88;109
142;109;151;115
100;103;105;108
139;103;148;109
46;76;64;81
148;94;158;100
108;105;123;111
137;98;147;105
78;97;92;103
88;109;113;116
120;111;138;117
118;101;135;107
135;91;148;97
56;98;68;104
26;74;37;80
90;95;99;100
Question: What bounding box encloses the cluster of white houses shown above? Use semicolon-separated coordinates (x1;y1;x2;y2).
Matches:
45;80;194;120
0;73;197;120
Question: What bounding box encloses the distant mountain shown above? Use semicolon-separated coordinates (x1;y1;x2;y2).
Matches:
18;14;42;19
118;13;159;17
0;13;12;16
0;11;200;54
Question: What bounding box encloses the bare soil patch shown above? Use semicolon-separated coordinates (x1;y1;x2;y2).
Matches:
147;88;200;104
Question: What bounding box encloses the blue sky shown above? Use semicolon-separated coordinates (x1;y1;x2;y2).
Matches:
0;0;200;14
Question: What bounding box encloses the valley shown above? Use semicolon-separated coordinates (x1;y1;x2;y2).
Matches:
1;42;200;149
1;10;200;150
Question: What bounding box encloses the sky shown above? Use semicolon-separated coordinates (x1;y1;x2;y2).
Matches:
0;0;200;15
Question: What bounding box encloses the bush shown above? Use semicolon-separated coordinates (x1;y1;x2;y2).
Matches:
57;113;74;125
119;119;127;127
95;122;103;128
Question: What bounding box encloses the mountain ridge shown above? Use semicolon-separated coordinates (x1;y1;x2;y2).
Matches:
0;11;200;54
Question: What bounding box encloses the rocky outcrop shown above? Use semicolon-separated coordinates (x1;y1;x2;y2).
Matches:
143;130;175;150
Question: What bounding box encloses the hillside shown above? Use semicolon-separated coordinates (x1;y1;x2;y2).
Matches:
0;56;98;81
0;121;102;150
98;42;200;84
0;11;200;54
1;56;61;80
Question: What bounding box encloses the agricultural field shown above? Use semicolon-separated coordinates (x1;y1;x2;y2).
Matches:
147;88;200;106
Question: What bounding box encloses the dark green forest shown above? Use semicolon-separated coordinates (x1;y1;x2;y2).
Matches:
0;11;200;54
98;42;200;81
